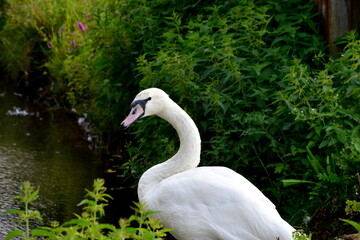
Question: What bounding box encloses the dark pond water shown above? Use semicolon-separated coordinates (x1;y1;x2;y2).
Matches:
0;92;132;236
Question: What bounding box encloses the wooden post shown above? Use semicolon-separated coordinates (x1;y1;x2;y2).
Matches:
313;0;360;56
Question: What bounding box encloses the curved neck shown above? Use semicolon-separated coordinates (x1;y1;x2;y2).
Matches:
138;99;201;202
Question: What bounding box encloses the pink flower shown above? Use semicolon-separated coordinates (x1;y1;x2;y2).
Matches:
46;42;52;49
70;40;76;47
77;22;86;31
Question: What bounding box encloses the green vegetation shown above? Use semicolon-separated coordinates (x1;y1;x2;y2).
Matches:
1;0;360;238
5;182;42;240
5;180;170;240
340;200;360;234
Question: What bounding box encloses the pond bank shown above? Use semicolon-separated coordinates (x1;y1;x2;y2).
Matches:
0;90;137;236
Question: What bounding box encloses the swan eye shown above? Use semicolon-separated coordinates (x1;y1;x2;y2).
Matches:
147;97;152;101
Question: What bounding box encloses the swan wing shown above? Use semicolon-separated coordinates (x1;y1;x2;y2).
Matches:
144;166;294;240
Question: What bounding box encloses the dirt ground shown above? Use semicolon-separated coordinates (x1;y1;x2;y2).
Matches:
309;198;360;240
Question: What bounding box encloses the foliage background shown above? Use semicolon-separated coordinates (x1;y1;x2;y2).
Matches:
1;0;360;238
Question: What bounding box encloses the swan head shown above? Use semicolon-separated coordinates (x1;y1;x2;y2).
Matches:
121;88;169;128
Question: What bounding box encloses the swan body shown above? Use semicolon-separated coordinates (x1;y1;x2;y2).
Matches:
122;88;295;240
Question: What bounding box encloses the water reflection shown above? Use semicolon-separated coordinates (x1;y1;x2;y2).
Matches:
0;93;101;236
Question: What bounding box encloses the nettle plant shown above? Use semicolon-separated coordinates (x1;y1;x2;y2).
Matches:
135;0;310;170
5;179;170;240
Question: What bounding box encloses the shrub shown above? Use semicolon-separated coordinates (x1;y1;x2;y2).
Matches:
131;0;360;227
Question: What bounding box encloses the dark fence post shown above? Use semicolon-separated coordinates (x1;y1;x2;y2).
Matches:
313;0;360;56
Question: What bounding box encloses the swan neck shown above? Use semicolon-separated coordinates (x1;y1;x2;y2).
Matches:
138;99;201;202
160;100;201;165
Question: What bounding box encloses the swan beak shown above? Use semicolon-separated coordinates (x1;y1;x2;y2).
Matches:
121;104;145;128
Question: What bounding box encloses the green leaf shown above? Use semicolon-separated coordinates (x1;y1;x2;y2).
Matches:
143;229;156;240
77;199;96;206
282;179;314;187
353;137;360;153
4;209;24;215
31;228;56;237
99;223;116;231
306;147;325;174
62;218;91;226
27;187;40;202
159;228;174;233
340;219;360;233
125;227;137;234
5;230;24;240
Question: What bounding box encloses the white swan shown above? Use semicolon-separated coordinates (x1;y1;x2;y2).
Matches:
121;88;295;240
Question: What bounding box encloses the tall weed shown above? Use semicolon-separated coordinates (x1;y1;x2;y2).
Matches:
5;179;170;239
